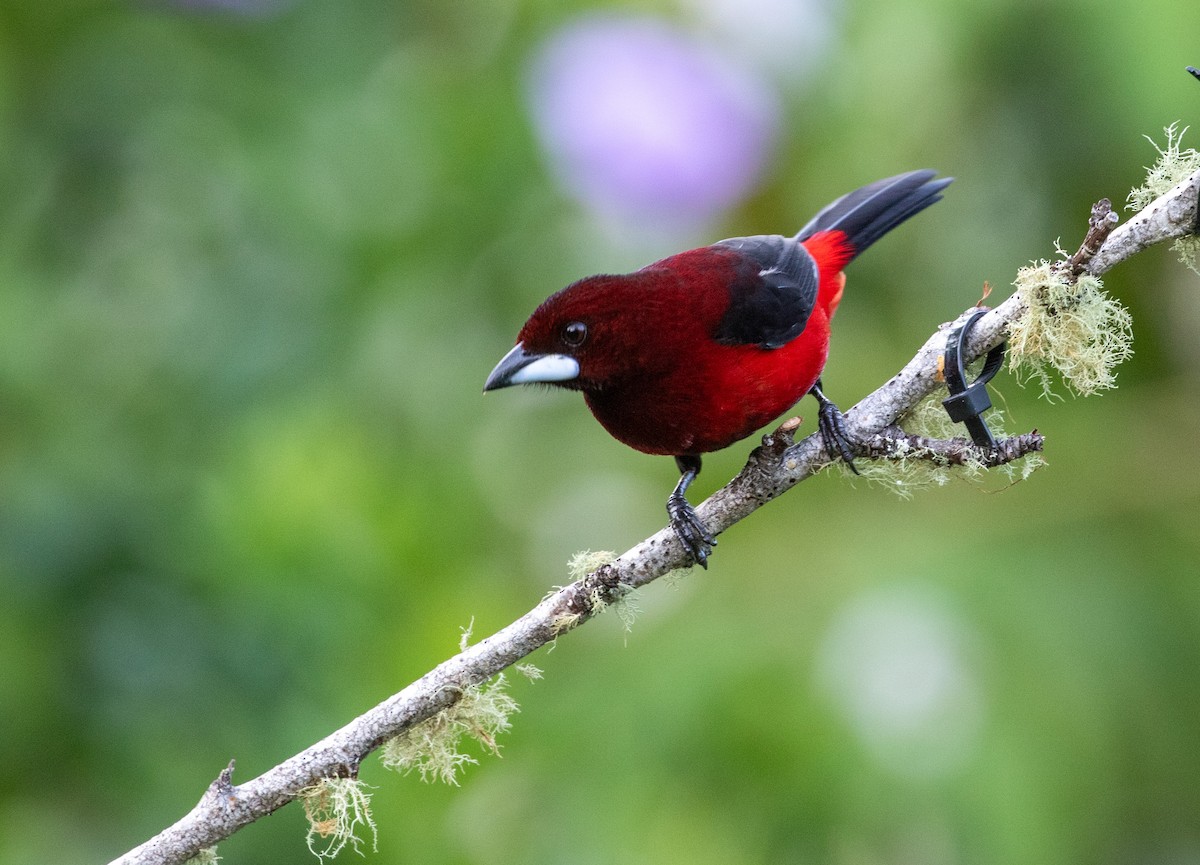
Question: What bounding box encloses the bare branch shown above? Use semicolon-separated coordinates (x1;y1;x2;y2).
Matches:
109;167;1200;865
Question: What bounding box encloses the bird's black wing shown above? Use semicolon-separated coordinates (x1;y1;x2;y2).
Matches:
711;235;819;349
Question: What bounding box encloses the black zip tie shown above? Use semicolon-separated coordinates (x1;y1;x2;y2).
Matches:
942;308;1006;449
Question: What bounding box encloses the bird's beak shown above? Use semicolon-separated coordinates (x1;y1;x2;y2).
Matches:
483;342;580;391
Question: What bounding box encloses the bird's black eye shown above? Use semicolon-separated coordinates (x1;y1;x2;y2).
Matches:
561;321;588;347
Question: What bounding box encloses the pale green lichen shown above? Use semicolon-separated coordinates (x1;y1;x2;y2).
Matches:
187;848;221;865
844;452;951;498
458;616;475;652
613;589;641;634
1007;262;1133;398
1128;123;1200;273
514;662;543;680
999;448;1045;485
380;674;519;785
301;777;378;861
570;549;640;633
549;607;583;635
1129;123;1200;207
551;550;619;634
567;549;617;580
661;563;697;588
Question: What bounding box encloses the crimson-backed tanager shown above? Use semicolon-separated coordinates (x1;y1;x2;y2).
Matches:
484;170;951;567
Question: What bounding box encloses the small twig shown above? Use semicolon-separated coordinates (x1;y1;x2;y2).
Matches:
212;761;236;797
1066;198;1120;276
858;425;1044;468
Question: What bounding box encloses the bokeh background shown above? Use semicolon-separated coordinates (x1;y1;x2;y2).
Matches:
2;1;1199;863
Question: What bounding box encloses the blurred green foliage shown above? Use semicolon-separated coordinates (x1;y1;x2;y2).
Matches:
1;1;1199;863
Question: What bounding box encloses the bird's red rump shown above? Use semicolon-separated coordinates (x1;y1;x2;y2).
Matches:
801;230;854;314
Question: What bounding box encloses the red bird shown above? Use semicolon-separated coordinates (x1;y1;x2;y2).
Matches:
485;170;951;567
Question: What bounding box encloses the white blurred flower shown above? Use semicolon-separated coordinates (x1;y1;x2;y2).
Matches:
815;585;985;779
526;15;780;238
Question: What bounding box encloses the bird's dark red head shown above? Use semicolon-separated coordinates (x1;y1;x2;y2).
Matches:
483;260;726;396
482;277;613;394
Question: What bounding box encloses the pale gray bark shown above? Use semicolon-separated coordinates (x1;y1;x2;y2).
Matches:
110;168;1199;865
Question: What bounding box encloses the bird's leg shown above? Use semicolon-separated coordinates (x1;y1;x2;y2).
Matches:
810;379;859;474
667;455;717;568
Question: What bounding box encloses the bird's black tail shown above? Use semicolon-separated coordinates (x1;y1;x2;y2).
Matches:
794;170;951;257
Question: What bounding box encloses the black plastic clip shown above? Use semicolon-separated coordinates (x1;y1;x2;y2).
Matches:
942;308;1006;449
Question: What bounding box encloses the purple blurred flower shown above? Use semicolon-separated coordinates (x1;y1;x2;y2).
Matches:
527;16;780;232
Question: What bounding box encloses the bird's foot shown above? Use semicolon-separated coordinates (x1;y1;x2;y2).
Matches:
817;399;860;475
667;491;717;569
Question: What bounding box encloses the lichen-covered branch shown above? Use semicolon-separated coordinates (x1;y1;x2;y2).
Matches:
857;426;1045;468
109;165;1200;865
1090;167;1200;274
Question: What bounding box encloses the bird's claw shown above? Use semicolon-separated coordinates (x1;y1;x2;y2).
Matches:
667;492;717;568
817;400;860;474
